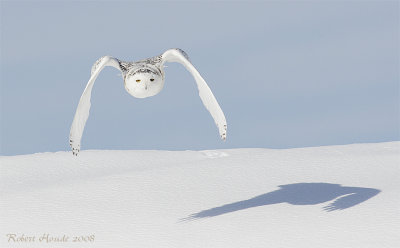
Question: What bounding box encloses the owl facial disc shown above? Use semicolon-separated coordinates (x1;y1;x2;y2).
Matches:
124;66;164;98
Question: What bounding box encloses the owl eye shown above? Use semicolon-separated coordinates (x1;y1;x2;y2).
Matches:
136;79;141;83
150;78;154;82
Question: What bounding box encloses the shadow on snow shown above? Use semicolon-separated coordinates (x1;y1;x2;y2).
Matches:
182;183;380;221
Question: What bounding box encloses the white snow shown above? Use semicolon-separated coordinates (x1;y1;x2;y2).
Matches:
1;142;399;248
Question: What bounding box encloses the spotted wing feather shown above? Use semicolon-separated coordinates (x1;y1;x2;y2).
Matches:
161;48;227;140
69;56;122;156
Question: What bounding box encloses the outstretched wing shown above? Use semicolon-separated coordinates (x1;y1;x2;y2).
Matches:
70;56;122;156
161;48;227;140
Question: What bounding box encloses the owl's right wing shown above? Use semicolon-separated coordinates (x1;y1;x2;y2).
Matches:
161;48;227;140
69;56;122;156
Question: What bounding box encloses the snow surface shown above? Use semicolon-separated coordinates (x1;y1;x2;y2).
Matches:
1;142;399;248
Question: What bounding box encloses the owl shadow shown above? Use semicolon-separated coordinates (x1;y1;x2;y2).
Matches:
182;183;380;221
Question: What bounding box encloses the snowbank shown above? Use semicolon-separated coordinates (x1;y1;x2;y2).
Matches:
1;142;399;248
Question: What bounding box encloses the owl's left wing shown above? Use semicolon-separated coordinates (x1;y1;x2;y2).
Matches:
161;48;227;140
70;56;122;156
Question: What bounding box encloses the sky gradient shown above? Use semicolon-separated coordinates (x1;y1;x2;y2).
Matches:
1;1;399;155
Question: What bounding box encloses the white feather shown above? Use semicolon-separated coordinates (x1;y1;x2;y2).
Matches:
161;49;227;140
69;56;121;155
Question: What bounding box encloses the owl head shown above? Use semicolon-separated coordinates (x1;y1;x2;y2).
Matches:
124;65;164;98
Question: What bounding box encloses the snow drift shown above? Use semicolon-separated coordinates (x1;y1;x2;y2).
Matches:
1;142;399;248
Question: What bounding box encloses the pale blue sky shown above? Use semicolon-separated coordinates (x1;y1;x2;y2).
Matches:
1;1;399;155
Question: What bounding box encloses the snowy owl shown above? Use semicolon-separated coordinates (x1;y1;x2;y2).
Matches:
70;48;227;155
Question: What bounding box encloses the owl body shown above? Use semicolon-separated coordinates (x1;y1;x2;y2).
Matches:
70;49;227;156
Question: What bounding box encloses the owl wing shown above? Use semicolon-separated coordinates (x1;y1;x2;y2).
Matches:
161;48;227;140
69;56;122;156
